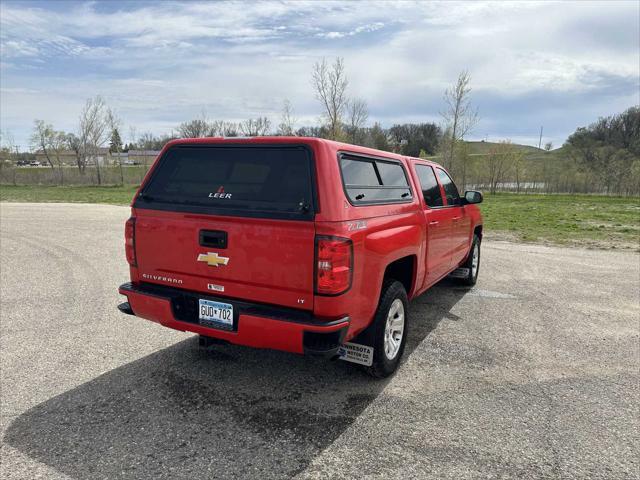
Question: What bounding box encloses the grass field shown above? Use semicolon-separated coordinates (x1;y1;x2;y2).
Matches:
0;185;139;205
482;193;639;250
1;186;638;250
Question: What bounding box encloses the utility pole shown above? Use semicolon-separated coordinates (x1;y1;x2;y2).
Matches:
538;126;543;149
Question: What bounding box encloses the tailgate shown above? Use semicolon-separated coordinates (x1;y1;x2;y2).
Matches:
134;210;315;309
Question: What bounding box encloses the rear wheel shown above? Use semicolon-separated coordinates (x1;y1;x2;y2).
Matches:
365;280;409;378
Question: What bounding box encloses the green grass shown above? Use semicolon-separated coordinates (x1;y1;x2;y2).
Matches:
481;193;640;249
0;185;138;205
1;186;638;250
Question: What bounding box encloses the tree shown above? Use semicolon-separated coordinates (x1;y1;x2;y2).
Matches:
30;120;55;169
66;133;81;168
367;122;390;151
388;123;441;157
345;98;369;144
110;127;123;153
296;125;327;138
128;126;138;150
78;96;111;184
107;110;125;184
137;132;176;151
48;130;67;184
0;130;17;185
178;118;209;138
311;57;349;140
0;130;16;163
565;107;640;194
441;71;479;171
212;120;238;137
511;146;525;192
544;141;553;151
486;141;517;194
239;117;271;136
277;99;296;136
455;140;472;191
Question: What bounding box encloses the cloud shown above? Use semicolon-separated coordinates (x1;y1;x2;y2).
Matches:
0;0;638;149
316;22;385;39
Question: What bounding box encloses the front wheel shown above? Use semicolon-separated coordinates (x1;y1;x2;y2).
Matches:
458;234;481;286
365;280;409;378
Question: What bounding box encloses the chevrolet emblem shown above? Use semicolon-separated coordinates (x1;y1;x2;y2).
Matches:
197;252;229;267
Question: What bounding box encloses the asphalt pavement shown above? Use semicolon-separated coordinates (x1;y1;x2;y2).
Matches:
1;203;638;479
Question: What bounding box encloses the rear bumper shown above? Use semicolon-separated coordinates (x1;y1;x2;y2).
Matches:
118;282;349;356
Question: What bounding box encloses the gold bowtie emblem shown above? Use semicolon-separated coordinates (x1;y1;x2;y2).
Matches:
197;252;229;267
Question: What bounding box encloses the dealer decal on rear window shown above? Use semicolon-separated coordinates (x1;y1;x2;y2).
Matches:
209;185;232;199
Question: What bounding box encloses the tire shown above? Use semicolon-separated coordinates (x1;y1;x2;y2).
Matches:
365;279;409;378
458;234;480;286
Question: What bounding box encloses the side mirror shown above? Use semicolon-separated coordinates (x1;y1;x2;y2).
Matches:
464;190;483;204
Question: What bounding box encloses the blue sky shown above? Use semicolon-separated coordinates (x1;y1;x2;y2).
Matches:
1;0;638;150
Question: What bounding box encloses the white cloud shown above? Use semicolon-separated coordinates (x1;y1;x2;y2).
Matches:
0;0;638;149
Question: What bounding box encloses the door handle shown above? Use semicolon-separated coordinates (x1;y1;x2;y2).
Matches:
452;216;461;221
200;230;228;249
428;221;439;226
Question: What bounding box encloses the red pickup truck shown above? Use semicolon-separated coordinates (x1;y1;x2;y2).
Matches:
118;137;483;377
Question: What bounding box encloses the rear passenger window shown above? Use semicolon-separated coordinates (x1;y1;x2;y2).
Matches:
341;158;379;185
340;155;412;204
414;164;444;208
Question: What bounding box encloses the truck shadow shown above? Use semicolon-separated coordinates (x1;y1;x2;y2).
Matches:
5;280;469;480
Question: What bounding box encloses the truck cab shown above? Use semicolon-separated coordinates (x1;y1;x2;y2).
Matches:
118;137;483;377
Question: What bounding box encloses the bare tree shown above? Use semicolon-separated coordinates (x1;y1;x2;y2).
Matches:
0;130;16;163
277;99;296;136
544;141;553;151
48;130;67;184
66;133;81;169
30;120;55;169
78;96;111;184
107;109;125;185
346;98;369;144
441;70;479;171
311;57;349;140
128;126;138;150
178;118;210;138
211;120;238;137
487;141;517;194
511;146;525;192
239;117;271;136
0;130;17;185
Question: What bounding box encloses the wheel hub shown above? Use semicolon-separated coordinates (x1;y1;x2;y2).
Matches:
384;299;405;360
471;243;479;277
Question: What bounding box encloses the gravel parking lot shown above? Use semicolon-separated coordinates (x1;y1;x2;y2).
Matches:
1;203;638;479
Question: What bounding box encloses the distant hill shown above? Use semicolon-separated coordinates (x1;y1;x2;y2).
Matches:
464;141;543;155
425;141;566;161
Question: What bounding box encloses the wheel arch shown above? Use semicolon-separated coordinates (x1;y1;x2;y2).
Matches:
382;254;417;299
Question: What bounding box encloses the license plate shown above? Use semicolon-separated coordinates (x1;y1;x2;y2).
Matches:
198;299;233;329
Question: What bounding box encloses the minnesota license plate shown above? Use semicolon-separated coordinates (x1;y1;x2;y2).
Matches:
198;299;233;329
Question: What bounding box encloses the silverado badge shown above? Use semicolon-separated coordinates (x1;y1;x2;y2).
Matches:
197;252;230;267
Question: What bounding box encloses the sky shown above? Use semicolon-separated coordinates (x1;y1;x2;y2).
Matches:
1;0;638;150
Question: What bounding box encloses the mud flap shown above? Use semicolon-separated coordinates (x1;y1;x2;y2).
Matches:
336;319;376;366
337;342;373;366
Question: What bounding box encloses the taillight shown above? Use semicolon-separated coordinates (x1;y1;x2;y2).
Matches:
125;217;137;266
315;236;352;295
